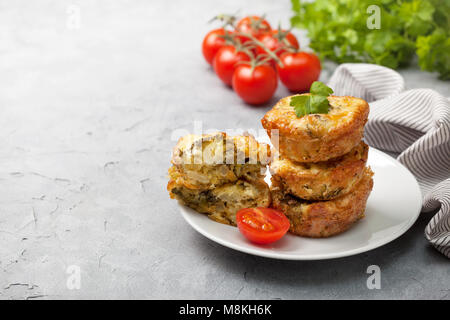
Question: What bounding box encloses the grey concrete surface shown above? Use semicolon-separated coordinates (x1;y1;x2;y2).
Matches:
0;0;449;300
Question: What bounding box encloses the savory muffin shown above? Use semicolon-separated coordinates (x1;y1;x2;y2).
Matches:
168;132;271;225
271;167;374;238
270;141;369;200
168;179;270;225
261;95;369;162
170;132;270;189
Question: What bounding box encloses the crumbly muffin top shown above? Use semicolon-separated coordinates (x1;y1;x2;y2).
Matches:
262;95;369;139
171;132;271;166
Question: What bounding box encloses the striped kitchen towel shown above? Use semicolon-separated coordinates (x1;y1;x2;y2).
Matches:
328;63;450;258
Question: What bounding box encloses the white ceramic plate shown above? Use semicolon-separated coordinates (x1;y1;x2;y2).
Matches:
179;148;422;260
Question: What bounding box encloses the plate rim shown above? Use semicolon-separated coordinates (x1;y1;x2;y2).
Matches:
178;147;423;260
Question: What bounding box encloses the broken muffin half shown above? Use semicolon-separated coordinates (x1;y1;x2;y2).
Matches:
168;132;271;225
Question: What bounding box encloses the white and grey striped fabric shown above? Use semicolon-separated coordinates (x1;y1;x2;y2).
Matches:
328;63;450;258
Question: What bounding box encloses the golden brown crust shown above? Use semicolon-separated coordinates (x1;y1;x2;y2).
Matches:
270;141;369;200
261;95;369;162
271;168;374;238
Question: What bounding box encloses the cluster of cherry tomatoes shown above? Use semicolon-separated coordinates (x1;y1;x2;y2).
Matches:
202;15;321;105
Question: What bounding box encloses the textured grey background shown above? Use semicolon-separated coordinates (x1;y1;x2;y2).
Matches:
0;0;449;300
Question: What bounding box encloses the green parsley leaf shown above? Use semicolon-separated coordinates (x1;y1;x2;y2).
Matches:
310;81;334;96
289;81;333;117
290;95;310;117
417;28;450;80
310;95;330;114
290;0;450;79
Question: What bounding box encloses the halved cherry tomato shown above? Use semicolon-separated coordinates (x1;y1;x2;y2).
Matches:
236;16;271;42
278;52;321;92
236;208;290;244
256;30;299;57
232;63;278;105
202;28;230;65
213;45;250;86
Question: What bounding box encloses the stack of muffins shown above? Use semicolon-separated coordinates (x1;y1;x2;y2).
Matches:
262;94;374;238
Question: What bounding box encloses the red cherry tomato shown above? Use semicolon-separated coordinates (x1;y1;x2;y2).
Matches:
256;30;299;57
236;16;271;42
278;52;321;92
232;63;278;105
202;28;229;65
273;29;299;50
236;208;290;244
213;46;250;86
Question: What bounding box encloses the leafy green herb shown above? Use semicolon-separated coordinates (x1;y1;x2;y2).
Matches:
290;81;334;117
310;81;334;96
290;95;310;116
291;0;450;80
417;28;450;80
